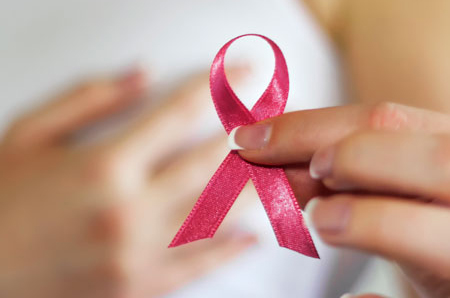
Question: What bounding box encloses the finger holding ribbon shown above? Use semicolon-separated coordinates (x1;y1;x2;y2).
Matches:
232;102;450;296
170;34;318;258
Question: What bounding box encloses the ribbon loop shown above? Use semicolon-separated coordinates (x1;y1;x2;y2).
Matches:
210;34;289;131
170;34;319;258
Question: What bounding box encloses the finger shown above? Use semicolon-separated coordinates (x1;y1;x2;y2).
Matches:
231;102;450;165
305;195;450;278
150;135;259;231
285;164;332;208
150;136;229;214
166;180;256;236
109;66;249;170
399;262;450;298
4;69;147;148
150;230;256;296
126;228;256;297
310;131;450;201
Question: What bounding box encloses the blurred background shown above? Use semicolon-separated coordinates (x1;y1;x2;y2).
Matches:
0;0;412;297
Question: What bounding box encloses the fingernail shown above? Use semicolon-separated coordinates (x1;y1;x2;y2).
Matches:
228;124;272;150
232;230;258;243
226;63;252;80
304;197;320;229
340;294;353;298
304;197;350;234
310;146;335;179
304;197;320;218
118;68;147;93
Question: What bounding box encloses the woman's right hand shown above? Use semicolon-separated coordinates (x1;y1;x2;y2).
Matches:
232;102;450;298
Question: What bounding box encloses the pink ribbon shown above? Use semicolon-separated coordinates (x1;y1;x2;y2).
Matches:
169;34;319;258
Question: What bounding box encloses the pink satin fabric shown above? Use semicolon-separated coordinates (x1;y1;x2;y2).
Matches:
169;34;318;258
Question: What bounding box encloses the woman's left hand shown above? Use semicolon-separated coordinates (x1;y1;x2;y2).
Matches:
0;66;255;298
229;102;450;298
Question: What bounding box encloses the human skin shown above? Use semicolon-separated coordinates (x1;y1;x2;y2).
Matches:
0;68;256;298
302;0;450;114
229;0;450;297
231;102;450;298
292;0;450;296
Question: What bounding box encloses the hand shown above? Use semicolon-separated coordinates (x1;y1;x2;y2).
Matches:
229;102;450;298
0;68;256;298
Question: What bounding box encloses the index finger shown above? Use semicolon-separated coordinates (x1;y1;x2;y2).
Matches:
107;66;249;171
234;102;450;165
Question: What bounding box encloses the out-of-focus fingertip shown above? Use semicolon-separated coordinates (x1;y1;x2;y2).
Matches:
310;145;335;179
118;66;149;95
225;227;258;246
226;62;252;77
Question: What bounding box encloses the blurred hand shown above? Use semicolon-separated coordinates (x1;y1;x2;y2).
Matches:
0;68;256;298
230;102;450;298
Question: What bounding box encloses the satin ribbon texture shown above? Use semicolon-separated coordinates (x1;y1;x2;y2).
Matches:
169;34;319;258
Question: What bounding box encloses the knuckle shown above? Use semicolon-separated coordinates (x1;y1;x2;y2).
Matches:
434;135;450;164
91;207;135;296
91;205;131;245
84;150;124;185
368;102;408;131
333;134;367;180
83;148;139;199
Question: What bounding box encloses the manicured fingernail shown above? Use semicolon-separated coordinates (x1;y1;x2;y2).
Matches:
304;197;320;229
304;197;350;234
310;146;335;179
304;197;320;218
228;124;272;150
340;294;353;298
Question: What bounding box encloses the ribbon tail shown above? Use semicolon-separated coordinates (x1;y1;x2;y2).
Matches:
248;165;319;258
169;152;249;247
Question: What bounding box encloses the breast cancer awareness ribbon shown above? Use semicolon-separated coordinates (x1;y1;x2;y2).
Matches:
169;34;319;258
